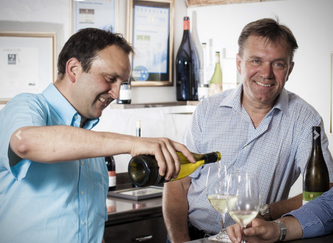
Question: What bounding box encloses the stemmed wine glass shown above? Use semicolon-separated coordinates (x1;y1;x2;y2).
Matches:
206;163;231;242
226;171;260;243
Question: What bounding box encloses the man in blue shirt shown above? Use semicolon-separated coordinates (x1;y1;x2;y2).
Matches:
0;28;195;243
226;188;333;242
163;18;333;243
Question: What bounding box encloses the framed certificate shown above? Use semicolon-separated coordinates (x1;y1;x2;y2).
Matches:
127;0;174;86
72;0;119;33
0;32;56;104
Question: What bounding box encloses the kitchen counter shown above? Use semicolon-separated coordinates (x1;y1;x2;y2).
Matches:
103;174;167;243
105;187;163;227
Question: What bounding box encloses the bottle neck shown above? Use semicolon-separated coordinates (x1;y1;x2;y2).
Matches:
312;127;321;147
215;54;220;64
204;152;220;164
183;19;190;30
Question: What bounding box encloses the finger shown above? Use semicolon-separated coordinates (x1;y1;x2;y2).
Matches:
226;225;242;243
173;142;196;163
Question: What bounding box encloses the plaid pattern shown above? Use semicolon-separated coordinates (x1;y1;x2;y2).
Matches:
182;83;333;234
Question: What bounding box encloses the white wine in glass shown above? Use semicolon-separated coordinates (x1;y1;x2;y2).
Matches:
206;164;231;242
226;171;260;243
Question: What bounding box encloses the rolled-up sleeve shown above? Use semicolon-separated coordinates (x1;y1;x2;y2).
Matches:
283;189;333;238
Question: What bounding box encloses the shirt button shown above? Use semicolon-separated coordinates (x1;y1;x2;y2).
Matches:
74;115;78;119
81;191;84;195
82;221;86;225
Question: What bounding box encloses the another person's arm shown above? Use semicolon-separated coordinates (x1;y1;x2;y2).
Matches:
163;177;192;243
227;188;333;242
9;125;195;180
226;217;302;243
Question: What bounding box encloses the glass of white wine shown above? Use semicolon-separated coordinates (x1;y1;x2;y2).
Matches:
206;164;231;242
226;171;260;243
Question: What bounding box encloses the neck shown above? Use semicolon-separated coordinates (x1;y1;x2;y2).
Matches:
242;95;275;129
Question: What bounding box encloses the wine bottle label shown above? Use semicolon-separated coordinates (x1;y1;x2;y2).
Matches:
108;172;116;187
302;191;324;202
119;89;132;100
209;83;222;96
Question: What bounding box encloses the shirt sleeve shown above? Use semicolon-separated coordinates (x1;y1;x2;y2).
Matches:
282;189;333;238
1;94;48;180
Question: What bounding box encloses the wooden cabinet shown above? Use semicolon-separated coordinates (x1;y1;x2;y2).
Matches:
104;216;167;243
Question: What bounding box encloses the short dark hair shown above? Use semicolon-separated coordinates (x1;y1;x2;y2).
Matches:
57;28;134;79
238;18;298;62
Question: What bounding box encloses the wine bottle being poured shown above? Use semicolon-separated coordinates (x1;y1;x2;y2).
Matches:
128;151;221;187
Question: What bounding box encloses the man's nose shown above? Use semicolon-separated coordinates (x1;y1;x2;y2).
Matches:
108;83;121;99
260;63;274;79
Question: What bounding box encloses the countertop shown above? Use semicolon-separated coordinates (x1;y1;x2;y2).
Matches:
184;234;333;243
105;174;164;227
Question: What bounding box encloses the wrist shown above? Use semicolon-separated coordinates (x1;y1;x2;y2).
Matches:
259;203;272;221
273;220;287;242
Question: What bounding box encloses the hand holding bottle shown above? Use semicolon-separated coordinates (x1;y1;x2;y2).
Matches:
129;136;196;181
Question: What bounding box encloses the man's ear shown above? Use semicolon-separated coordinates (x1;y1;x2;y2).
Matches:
236;53;242;74
66;58;81;83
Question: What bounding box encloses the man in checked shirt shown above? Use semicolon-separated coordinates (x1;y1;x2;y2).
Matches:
163;17;333;243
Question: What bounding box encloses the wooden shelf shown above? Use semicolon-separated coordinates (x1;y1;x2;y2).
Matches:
186;0;265;7
110;101;199;110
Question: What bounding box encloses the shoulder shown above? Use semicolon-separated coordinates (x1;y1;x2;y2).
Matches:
3;93;50;117
286;90;321;120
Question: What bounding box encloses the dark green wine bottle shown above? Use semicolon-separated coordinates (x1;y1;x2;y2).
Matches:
303;126;329;204
128;151;221;187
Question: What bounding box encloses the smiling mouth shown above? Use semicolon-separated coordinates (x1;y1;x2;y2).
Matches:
98;96;110;107
254;81;273;87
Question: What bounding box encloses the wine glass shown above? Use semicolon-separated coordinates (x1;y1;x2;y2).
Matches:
226;171;260;243
206;164;231;242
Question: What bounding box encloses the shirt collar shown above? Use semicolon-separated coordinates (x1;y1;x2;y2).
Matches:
220;83;289;116
42;84;99;129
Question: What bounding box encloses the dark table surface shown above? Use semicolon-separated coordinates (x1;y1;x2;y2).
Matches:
184;233;333;243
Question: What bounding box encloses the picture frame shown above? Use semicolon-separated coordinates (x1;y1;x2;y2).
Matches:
108;186;163;200
126;0;174;86
72;0;119;34
0;32;56;104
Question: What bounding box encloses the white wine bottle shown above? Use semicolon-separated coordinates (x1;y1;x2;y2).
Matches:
209;51;222;96
128;151;221;187
303;126;329;204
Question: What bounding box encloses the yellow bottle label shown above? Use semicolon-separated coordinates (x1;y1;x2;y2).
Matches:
175;160;205;180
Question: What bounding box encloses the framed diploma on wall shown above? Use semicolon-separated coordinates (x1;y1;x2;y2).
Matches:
127;0;174;86
0;32;56;104
72;0;119;34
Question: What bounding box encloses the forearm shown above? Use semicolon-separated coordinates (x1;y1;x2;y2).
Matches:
10;125;133;163
163;178;191;243
269;194;302;220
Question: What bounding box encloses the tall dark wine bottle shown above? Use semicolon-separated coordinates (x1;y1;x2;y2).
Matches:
303;126;329;204
117;77;132;104
128;151;221;187
105;156;116;191
176;16;199;101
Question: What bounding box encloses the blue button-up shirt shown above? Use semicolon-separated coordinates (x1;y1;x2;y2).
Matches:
284;188;333;238
183;83;333;234
0;84;108;243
